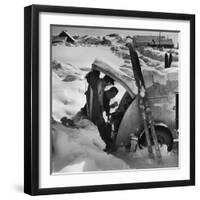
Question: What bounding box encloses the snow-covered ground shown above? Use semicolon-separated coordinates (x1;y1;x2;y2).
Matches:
52;120;129;173
51;34;179;174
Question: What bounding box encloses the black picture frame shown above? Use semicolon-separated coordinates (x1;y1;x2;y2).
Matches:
24;4;195;196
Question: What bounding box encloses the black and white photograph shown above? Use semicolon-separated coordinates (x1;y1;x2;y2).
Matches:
51;25;179;174
23;4;195;195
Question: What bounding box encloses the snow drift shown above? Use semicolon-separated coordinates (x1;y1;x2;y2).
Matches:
52;120;129;173
52;71;85;120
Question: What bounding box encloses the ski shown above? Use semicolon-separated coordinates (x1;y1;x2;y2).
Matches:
128;42;162;163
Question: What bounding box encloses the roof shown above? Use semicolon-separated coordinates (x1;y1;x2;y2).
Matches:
57;30;75;43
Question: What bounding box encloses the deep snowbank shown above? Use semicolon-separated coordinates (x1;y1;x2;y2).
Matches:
52;120;129;173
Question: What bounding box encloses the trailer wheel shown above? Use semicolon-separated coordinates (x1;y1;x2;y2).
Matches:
138;126;174;152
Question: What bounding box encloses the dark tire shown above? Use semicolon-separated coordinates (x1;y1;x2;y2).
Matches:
138;126;174;152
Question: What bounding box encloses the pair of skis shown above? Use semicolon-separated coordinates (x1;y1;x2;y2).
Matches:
128;43;162;163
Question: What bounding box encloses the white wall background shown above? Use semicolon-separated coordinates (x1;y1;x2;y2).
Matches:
0;0;199;199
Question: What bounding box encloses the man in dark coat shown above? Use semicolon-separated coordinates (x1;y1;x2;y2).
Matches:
84;70;102;124
82;71;114;124
82;71;117;152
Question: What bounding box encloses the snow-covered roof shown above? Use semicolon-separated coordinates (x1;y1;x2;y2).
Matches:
92;59;138;98
92;59;178;98
57;30;75;43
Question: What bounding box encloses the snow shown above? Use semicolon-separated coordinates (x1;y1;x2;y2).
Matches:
142;66;178;87
51;34;179;174
138;46;179;62
52;119;178;173
52;72;86;120
115;145;178;169
52;45;124;70
52;120;129;173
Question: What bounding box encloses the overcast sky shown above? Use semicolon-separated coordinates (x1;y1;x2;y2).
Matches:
51;25;179;45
